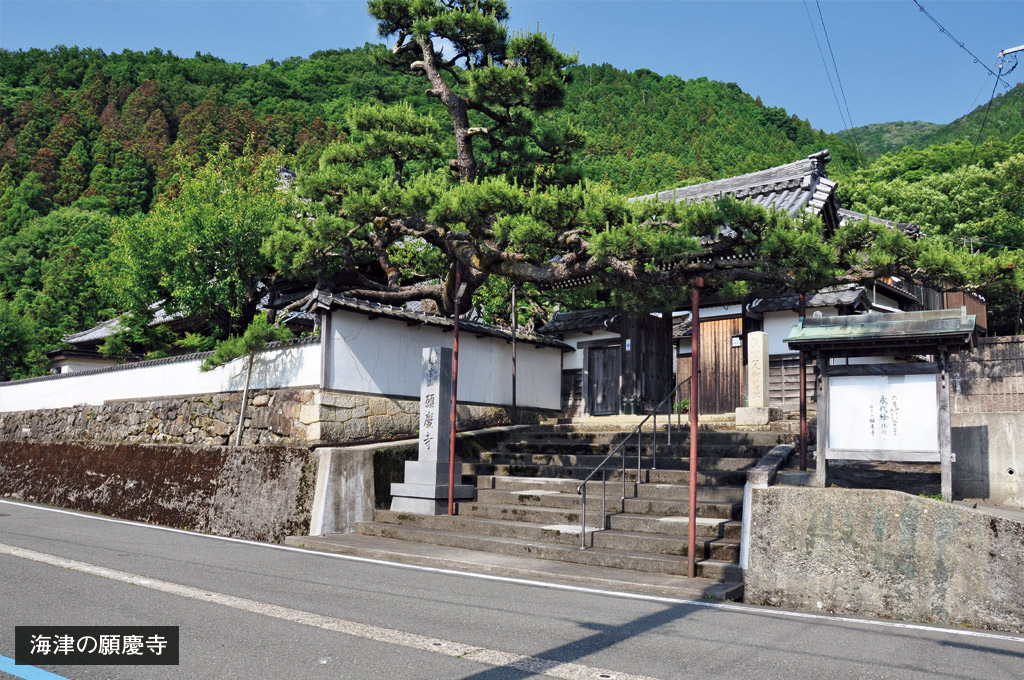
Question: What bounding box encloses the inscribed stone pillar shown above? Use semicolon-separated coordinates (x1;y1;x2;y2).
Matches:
748;331;770;408
390;347;474;514
734;331;780;426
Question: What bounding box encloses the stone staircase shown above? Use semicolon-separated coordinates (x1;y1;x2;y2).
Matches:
352;424;794;597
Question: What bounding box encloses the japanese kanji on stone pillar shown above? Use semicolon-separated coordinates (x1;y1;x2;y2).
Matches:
390;347;474;514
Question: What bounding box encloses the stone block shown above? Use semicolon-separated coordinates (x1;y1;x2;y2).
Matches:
316;391;356;409
369;398;388;416
252;394;270;407
344;418;370;440
299;403;321;425
368;415;396;438
735;406;782;426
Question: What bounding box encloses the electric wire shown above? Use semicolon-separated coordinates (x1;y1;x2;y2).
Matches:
947;73;996;143
801;1;858;154
949;73;1002;206
814;0;862;161
910;0;1012;91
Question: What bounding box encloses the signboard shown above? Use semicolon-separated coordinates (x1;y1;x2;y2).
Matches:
827;373;939;460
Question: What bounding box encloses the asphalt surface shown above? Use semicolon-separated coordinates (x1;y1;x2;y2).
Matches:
2;497;1023;680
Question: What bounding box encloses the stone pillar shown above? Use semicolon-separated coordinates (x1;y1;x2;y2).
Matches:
390;347;474;514
748;331;770;408
735;331;781;426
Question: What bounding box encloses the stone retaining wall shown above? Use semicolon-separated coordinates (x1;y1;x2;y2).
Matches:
0;441;317;542
952;336;1024;413
745;486;1024;632
0;388;542;447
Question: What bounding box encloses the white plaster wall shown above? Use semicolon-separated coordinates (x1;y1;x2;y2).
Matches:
560;329;620;370
58;359;120;374
0;343;321;412
328;310;561;409
769;307;839;355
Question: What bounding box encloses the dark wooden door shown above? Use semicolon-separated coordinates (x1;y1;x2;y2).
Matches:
588;346;621;415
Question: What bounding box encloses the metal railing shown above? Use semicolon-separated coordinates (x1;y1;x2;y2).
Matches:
575;378;691;549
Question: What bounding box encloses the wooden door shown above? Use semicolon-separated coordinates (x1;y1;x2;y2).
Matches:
698;317;744;415
588;346;621;415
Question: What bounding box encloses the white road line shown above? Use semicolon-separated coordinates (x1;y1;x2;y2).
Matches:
3;498;1024;644
0;542;656;680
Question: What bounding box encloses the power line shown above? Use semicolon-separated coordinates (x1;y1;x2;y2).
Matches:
910;0;1012;91
949;73;1001;206
801;1;858;154
814;0;862;161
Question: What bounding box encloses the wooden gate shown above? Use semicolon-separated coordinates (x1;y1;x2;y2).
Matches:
588;346;621;415
698;317;744;415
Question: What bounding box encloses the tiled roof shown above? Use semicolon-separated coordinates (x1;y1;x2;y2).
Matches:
319;294;571;350
749;285;870;314
838;208;921;239
631;150;839;225
672;315;693;339
537;308;620;334
63;304;184;345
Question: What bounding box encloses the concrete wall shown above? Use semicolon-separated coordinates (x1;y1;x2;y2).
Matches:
328;309;561;410
952;412;1024;507
308;426;526;535
0;338;321;412
745;487;1024;632
0;441;318;542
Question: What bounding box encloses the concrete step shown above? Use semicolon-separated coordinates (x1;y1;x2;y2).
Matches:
372;511;739;561
284;533;744;601
590;529;740;562
354;522;741;581
607;513;741;540
623;496;740;520
475;482;743;506
495;441;774;459
460;464;748;486
517;430;791;448
635;483;745;503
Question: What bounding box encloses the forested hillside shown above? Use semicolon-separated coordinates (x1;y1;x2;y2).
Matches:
0;44;855;379
845;83;1024;157
1;33;1019;382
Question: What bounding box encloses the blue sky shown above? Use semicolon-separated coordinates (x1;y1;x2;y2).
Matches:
1;1;1022;133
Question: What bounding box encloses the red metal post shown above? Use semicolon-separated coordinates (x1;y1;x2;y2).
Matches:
448;264;461;516
688;277;702;579
798;293;808;471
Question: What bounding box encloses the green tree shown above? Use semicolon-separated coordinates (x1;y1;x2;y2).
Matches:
110;146;298;340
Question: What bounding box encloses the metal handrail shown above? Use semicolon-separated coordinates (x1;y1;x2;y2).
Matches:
575;377;692;549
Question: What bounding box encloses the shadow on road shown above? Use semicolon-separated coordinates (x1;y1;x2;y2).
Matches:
455;602;697;680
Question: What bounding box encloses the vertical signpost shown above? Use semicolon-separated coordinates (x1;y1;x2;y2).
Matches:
688;277;702;579
390;346;472;514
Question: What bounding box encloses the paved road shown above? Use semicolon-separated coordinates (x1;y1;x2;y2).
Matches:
1;498;1022;680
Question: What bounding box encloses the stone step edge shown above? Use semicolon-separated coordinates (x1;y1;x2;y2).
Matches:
356;522;738;577
283;533;743;601
374;511;735;542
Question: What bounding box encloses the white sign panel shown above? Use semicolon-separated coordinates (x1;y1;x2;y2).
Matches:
828;374;938;453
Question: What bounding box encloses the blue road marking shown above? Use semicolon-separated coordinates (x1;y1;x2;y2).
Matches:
0;655;73;680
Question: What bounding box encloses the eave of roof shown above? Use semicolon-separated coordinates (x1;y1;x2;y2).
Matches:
537;308;620;334
630;150;837;221
317;294;572;351
749;285;870;315
785;308;976;353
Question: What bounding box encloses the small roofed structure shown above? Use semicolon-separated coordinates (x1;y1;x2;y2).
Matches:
786;307;978;501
